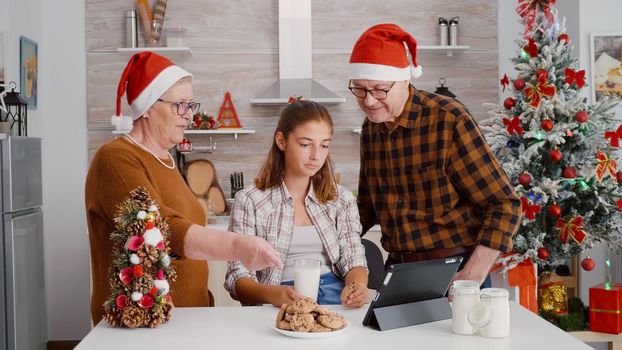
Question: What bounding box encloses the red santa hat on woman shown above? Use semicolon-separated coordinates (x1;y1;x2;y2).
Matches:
111;51;192;127
349;23;422;81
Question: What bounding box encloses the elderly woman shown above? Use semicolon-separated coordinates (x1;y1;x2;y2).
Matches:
85;51;282;324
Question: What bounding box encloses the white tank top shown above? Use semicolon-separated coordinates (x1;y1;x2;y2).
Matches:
281;225;332;281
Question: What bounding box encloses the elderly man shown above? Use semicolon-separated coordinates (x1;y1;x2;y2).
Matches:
350;23;521;287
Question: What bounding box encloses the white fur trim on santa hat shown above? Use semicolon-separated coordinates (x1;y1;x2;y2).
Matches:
130;65;192;120
350;63;411;81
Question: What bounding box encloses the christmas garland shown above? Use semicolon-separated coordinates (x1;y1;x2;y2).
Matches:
103;187;177;328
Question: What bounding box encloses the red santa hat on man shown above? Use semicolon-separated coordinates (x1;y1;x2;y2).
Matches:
349;23;422;81
111;51;192;128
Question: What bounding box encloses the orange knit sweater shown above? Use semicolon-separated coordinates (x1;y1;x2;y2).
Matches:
85;137;211;324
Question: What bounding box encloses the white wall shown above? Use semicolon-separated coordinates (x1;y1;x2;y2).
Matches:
1;0;90;342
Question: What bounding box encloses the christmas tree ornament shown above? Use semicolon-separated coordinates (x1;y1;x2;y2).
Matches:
574;110;588;123
516;0;556;38
500;74;510;92
548;203;562;217
595;151;618;182
537;247;549;260
605;125;622;147
617;171;622;183
519;173;532;187
557;216;587;245
524;38;539;57
525;70;556;108
503;116;523;136
503;97;516;109
581;257;595;271
562;167;577;179
103;187;176;328
538;271;568;315
521;196;541;220
565;68;586;89
541;119;554;131
549;149;562;162
558;33;569;44
514;78;526;91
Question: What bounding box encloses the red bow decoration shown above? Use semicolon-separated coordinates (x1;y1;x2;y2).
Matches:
525;70;556;108
556;216;586;245
605;124;622;147
521;197;541;220
595;151;618;181
564;68;586;88
516;0;556;38
524;38;539;58
503;116;523;136
500;74;509;92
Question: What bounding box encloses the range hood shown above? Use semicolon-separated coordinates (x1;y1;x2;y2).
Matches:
249;0;345;105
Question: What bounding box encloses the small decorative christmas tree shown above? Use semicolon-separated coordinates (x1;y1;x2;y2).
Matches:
103;187;176;328
217;92;242;128
482;0;622;271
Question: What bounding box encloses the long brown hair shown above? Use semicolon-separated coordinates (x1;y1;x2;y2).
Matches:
255;100;337;203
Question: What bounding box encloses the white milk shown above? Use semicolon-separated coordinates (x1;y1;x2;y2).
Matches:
468;288;510;338
293;260;320;300
450;280;480;335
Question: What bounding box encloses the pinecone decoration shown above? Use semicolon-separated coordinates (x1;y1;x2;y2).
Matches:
122;306;146;328
134;275;154;295
131;187;152;210
138;245;159;268
103;304;123;327
126;220;145;237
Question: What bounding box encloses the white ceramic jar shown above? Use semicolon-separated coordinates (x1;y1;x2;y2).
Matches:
450;280;480;335
468;288;510;338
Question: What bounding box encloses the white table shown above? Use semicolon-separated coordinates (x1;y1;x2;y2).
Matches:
76;302;592;349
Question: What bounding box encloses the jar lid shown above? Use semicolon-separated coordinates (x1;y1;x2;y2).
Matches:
480;288;509;299
450;280;479;295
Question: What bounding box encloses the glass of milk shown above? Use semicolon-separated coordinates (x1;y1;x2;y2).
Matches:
468;288;510;338
293;259;320;301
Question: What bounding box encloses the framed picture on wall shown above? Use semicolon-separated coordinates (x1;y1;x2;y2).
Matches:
19;36;37;109
590;33;622;102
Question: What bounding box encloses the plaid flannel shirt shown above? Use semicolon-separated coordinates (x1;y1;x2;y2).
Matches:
358;85;521;254
225;183;367;300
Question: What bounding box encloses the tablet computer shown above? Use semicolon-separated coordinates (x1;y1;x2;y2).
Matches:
362;256;463;330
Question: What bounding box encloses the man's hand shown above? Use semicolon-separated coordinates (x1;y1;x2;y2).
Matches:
452;245;500;285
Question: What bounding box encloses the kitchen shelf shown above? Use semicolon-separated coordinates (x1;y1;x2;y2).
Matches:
113;128;255;139
90;47;192;54
418;45;470;57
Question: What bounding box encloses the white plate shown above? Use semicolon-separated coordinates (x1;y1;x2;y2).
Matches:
272;321;351;339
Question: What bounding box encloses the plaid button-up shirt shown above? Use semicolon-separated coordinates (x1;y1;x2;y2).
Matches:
358;85;521;254
225;183;367;300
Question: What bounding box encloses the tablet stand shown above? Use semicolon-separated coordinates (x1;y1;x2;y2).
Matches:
365;297;451;331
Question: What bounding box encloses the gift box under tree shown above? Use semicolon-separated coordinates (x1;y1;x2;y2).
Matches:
589;283;622;334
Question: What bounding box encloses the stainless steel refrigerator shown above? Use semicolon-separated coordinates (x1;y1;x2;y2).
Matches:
0;136;45;350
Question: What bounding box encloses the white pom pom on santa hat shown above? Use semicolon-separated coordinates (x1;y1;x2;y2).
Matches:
349;23;423;81
114;51;192;121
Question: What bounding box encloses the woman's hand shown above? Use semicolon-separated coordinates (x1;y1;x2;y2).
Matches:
232;235;283;270
341;282;369;308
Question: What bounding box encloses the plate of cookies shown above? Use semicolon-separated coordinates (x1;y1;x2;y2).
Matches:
273;297;350;339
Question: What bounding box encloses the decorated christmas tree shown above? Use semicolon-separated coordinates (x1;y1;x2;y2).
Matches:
482;0;622;271
103;187;177;328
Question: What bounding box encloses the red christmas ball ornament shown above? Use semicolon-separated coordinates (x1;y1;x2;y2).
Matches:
513;78;526;91
503;97;516;110
575;110;588;123
536;69;549;80
537;247;549;260
558;33;569;44
518;173;532;187
581;257;595;271
562;167;577;179
540;119;554;131
617;170;622;183
549;149;562;162
548;203;562;217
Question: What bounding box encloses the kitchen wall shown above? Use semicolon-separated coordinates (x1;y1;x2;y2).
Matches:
0;0;91;343
86;0;499;195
